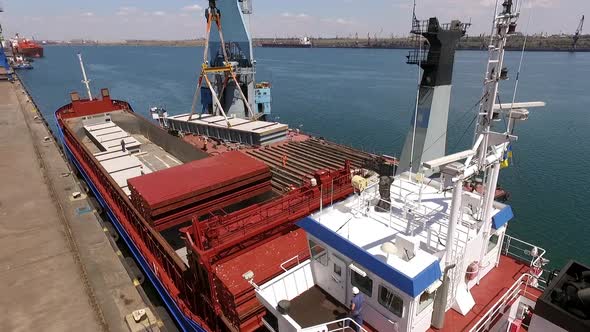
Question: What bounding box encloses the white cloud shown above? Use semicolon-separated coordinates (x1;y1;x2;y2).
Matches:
81;12;95;17
281;12;311;19
116;6;138;16
182;4;203;12
322;17;354;25
525;0;558;8
152;11;166;16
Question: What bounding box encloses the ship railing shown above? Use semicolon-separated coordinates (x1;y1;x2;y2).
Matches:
411;19;433;34
411;19;470;34
469;273;540;332
357;176;472;249
406;48;441;66
280;255;302;272
350;178;470;255
300;317;369;332
260;317;278;332
191;167;353;263
502;234;549;289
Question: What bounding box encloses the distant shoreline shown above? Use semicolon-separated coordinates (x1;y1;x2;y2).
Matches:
47;35;590;52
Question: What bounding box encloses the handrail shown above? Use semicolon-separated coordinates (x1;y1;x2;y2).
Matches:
469;273;539;332
502;234;549;289
300;317;369;332
280;255;301;272
261;317;278;332
360;177;472;246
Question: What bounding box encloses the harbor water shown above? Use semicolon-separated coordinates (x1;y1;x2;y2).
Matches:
18;46;590;270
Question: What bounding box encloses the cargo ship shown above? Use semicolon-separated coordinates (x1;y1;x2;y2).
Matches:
56;1;586;332
10;34;44;58
261;37;313;48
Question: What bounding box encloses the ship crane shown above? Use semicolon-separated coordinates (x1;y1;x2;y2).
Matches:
572;15;585;51
188;0;257;125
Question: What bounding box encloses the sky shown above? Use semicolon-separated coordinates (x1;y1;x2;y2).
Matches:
0;0;586;41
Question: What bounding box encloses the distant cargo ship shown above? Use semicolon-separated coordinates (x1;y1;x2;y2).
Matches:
261;36;312;48
11;34;44;58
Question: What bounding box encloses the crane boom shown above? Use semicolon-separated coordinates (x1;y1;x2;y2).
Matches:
572;15;585;50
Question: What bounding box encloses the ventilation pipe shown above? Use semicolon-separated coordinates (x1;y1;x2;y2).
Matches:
431;264;456;329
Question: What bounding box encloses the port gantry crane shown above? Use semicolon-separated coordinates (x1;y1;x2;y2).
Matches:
188;0;259;125
572;15;584;51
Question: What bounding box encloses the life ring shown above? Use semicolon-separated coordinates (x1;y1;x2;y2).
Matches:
466;261;479;281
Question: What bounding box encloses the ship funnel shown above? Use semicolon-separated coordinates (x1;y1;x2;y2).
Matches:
398;17;469;175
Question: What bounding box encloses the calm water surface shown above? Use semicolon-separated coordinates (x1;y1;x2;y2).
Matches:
18;46;590;269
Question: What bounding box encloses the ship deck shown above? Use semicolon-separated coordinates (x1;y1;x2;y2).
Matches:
286;285;378;331
64;109;210;257
183;132;392;192
72;112;185;174
430;255;542;332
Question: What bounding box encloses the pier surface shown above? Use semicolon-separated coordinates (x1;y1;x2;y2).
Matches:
0;80;155;331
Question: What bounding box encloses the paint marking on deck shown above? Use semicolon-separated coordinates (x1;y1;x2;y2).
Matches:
165;155;181;165
154;155;171;168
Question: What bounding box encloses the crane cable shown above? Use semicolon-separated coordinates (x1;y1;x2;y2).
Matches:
189;10;214;120
507;1;532;132
409;0;422;180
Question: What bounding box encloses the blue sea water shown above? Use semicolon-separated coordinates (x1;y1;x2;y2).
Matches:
17;46;590;270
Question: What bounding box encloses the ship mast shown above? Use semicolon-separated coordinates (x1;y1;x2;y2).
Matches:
77;53;93;100
475;0;520;166
423;0;544;303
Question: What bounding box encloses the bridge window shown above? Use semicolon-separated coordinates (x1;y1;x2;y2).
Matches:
309;240;328;266
378;285;403;318
352;271;373;297
487;233;500;253
418;291;435;314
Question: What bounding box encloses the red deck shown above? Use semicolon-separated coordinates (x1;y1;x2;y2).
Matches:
432;255;542;332
214;228;310;325
215;229;309;297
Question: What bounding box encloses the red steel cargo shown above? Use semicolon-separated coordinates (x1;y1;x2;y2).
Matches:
127;151;272;228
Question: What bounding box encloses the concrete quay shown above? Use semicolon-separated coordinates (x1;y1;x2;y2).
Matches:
0;79;161;332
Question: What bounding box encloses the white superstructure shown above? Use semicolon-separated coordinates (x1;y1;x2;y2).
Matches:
250;1;548;331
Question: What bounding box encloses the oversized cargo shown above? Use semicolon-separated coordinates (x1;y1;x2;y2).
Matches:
127;151;272;230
